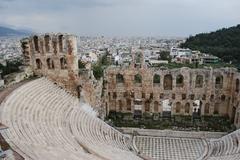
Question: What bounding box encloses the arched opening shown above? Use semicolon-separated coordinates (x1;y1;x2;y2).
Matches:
214;103;220;114
52;39;57;54
215;75;223;89
153;74;160;85
67;40;73;55
118;100;123;111
204;103;210;114
195;75;203;88
77;85;82;98
193;100;202;116
126;99;131;111
134;99;142;118
162;99;172;117
58;35;63;52
60;57;67;69
236;79;239;93
164;74;172;90
176;102;181;113
134;74;142;84
221;95;226;101
44;35;50;52
236;112;239;124
154;101;159;112
33;36;39;52
210;95;214;101
185;103;190;114
51;60;55;69
47;58;51;69
176;74;184;87
36;59;42;69
47;58;54;69
145;100;150;112
232;106;237;123
116;73;124;83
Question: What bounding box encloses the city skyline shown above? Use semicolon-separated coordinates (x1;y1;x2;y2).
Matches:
0;0;240;37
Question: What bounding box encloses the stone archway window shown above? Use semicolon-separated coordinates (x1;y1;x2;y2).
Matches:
67;40;73;55
176;74;184;87
176;102;181;113
154;101;159;112
185;103;190;113
164;74;172;90
44;35;50;52
236;79;239;93
52;39;57;55
236;112;239;124
33;35;39;52
153;74;160;84
116;73;124;83
145;100;150;112
134;74;142;84
214;103;220;114
58;35;63;52
47;58;54;69
127;99;131;111
47;58;51;69
51;60;55;69
221;95;226;101
36;59;42;69
204;103;210;114
215;75;223;89
118;100;123;111
195;75;203;88
60;57;67;69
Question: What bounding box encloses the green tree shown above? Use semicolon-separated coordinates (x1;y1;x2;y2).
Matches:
78;60;86;69
92;63;104;80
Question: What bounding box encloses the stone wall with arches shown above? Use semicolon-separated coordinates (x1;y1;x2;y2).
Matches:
21;33;79;95
104;65;240;127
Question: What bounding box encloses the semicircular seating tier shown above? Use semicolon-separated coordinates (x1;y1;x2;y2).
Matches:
199;128;240;160
1;78;240;160
0;78;141;160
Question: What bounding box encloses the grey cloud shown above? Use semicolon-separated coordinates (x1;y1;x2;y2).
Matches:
0;0;239;36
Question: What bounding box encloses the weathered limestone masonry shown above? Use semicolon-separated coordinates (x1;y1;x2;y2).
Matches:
21;33;103;113
21;33;80;96
104;59;240;128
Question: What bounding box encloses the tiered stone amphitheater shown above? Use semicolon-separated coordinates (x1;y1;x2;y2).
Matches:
0;78;240;160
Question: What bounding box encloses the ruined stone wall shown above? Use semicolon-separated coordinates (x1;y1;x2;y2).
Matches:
104;65;240;127
79;69;103;113
21;33;79;96
233;74;240;128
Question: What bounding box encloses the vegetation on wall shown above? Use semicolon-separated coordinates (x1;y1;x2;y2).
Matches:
106;111;235;132
78;60;86;69
92;53;111;80
181;24;240;68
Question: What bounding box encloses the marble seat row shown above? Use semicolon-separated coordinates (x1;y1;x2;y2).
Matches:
0;78;141;160
200;128;240;159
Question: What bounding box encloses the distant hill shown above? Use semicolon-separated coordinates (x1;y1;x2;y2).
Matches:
181;24;240;66
0;26;32;37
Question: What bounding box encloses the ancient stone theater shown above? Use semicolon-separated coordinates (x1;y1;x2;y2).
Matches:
0;33;240;160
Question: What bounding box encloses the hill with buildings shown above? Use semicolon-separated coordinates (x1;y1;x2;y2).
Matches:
0;26;31;37
181;24;240;67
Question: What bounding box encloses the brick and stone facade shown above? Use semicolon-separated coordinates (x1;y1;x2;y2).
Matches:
104;54;240;128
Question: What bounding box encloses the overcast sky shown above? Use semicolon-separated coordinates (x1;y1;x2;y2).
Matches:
0;0;239;37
